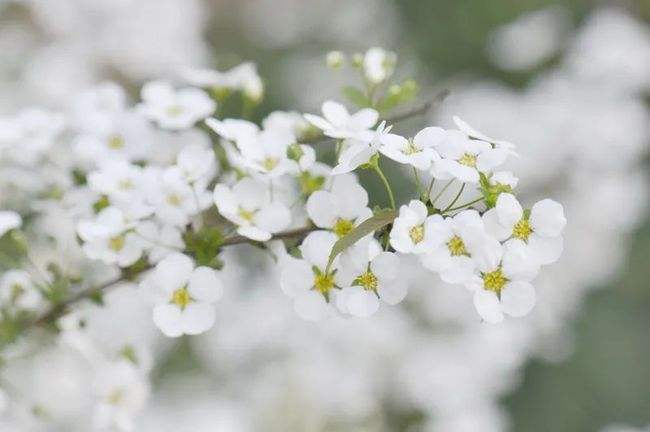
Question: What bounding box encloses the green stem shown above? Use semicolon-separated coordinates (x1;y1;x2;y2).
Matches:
412;167;424;199
443;197;484;213
431;179;454;205
443;184;466;212
373;165;396;210
426;177;436;199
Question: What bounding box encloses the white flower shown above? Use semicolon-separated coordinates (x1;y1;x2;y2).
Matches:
144;167;212;227
88;160;149;204
363;47;396;84
177;142;216;183
490;171;519;189
483;193;566;265
73;111;154;164
432;129;510;183
389;200;438;254
304;100;378;140
141;253;223;337
336;247;406;317
70;82;127;133
137;81;215;130
330;120;392;175
0;108;65;166
0;211;21;237
213;177;291;241
306;174;371;238
262;111;310;141
135;221;184;264
183;62;264;102
77;207;145;267
379;127;442;170
237;128;296;177
205;118;259;143
420;210;489;284
0;270;44;311
279;231;339;321
92;359;149;432
453;115;516;151
465;237;541;323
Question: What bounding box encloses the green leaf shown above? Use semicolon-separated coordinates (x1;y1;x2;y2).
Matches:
325;208;397;272
183;226;225;269
342;86;372;108
377;79;419;113
92;196;110;214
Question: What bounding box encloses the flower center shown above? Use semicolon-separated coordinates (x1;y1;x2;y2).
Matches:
107;388;125;405
107;134;125;150
166;193;183;207
446;235;467;256
409;225;424;244
108;235;125;252
482;268;508;295
238;207;255;222
118;179;134;190
262;157;279;171
458;153;477;168
166;105;184;117
333;218;354;238
171;287;192;309
356;271;378;291
313;273;335;296
512;218;533;242
403;139;421;155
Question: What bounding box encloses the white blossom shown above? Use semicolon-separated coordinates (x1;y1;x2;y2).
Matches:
304;100;378;140
140;253;223;337
379;127;442;170
390;200;438;254
137;81;215;130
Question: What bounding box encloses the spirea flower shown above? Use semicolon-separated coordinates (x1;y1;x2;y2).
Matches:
137;81;215;130
304;100;378;140
390;200;438;254
0;270;44;311
379;126;442;170
140;253;223;337
213;177;291;241
483;193;566;265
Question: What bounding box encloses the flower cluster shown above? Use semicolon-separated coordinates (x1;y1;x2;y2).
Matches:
0;48;567;348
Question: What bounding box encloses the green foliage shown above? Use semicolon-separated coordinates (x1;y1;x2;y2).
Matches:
479;172;512;208
183;226;225;269
377;79;419;113
41;263;71;305
326;208;398;272
298;171;326;196
92;195;110;213
342;86;373;108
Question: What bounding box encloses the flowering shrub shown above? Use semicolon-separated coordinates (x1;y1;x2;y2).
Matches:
0;48;567;341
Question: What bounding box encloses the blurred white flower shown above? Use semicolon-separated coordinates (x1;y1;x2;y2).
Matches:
213;177;291;241
176;142;217;183
137;81;215;130
304;100;378;140
0;270;44;311
0;211;21;237
362;47;396;84
141;252;223;337
379;126;442;170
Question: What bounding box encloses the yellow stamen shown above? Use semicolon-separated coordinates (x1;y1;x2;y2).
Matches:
107;388;124;405
446;235;467;256
403;139;421;155
166;105;184;117
107;135;125;150
262;157;279;171
333;218;354;238
108;235;125;252
171;287;192;309
238;207;255;222
357;271;378;291
166;194;182;207
512;219;533;242
409;225;424;244
314;273;335;296
482;268;508;295
458;153;477;168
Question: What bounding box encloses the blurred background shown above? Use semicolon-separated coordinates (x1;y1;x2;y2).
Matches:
0;0;649;431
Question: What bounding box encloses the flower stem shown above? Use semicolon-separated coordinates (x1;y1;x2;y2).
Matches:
431;179;454;205
443;197;484;213
443;184;466;212
374;165;396;210
412;167;424;199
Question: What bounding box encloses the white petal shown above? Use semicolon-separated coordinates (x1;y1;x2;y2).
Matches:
188;267;223;302
495;193;523;229
413;126;446;148
306;191;339;228
299;231;337;271
280;258;313;297
322;101;349;125
476;148;509;172
470;235;503;273
350;108;379;129
293;291;330;321
236;225;272;241
482;208;511;241
530;199;566;237
180;303;216;335
154;253;194;294
473;290;503;323
152;304;183;337
377;279;407;305
500;281;536;318
0;211;21;237
420;246;452;273
502;239;540;281
345;288;379;317
304;114;332;131
255;202;291;234
409;199;428;222
439;256;476;284
370;252;399;281
528;234;563;265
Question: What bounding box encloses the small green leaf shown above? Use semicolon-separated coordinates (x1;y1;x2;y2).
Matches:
342;86;372;108
183;226;225;269
92;196;110;214
325;208;397;272
377;79;419;113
